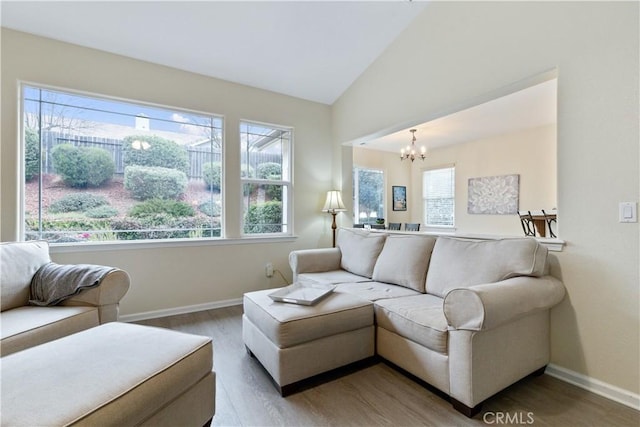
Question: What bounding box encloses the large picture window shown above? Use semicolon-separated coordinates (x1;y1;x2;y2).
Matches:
22;84;223;243
240;121;292;235
423;166;455;227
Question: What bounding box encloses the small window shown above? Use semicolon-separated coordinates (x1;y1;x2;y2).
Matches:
353;168;384;225
240;121;292;235
423;167;455;227
22;84;223;243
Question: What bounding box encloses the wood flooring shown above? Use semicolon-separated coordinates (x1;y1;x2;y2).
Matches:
135;305;639;427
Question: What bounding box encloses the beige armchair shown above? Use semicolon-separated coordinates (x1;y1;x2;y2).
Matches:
0;240;130;356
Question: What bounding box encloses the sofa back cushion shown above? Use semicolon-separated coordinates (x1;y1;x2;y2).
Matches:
372;234;437;292
337;228;387;278
1;241;51;311
425;237;548;298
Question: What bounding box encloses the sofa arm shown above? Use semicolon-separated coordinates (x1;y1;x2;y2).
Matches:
289;248;342;281
61;269;130;322
443;275;565;331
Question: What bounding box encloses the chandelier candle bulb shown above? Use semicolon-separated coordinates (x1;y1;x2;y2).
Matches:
400;128;427;162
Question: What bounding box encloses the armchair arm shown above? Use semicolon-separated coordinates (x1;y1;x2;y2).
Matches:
443;275;565;331
61;269;130;323
289;248;342;282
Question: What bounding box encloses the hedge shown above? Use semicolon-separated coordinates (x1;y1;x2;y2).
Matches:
124;165;187;200
244;201;282;234
122;135;189;173
52;144;115;188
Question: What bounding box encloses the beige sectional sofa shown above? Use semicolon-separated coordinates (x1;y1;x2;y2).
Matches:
0;240;130;356
288;228;565;416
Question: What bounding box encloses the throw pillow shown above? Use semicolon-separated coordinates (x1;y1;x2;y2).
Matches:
337;228;387;278
372;234;437;292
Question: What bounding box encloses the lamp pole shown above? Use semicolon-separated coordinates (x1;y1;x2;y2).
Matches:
330;210;338;248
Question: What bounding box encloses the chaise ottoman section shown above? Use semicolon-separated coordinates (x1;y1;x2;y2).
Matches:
1;322;215;426
243;289;374;394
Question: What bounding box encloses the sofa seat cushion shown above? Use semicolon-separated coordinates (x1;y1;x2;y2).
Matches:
337;228;387;278
335;282;422;302
0;240;51;311
426;237;549;298
374;294;449;354
0;322;213;426
0;305;99;356
372;234;437;292
298;269;372;285
243;289;373;348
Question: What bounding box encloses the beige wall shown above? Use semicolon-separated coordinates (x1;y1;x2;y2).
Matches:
354;125;556;235
334;2;639;397
1;29;334;316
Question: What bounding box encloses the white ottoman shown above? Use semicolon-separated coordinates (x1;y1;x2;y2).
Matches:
1;322;215;426
243;289;374;395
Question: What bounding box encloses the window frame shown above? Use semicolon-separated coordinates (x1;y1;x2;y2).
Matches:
19;81;226;245
352;166;385;225
239;120;293;236
422;165;456;228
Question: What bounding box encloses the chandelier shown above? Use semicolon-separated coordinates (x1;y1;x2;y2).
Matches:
400;129;426;162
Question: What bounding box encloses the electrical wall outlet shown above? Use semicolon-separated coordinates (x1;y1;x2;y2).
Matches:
265;262;274;278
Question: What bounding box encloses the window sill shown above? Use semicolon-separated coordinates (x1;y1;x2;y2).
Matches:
49;235;298;254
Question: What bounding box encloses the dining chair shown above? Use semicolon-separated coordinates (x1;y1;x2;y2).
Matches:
518;211;536;237
353;224;365;228
371;224;385;230
405;223;420;232
388;222;401;231
541;209;557;238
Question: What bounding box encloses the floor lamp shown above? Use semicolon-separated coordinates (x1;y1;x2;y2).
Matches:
322;190;346;248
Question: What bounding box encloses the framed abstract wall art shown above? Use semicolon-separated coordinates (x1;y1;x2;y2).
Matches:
467;174;519;214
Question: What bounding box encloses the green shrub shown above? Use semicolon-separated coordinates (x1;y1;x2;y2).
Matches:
265;184;282;201
198;199;221;217
85;205;118;219
49;193;109;213
129;199;195;218
244;201;282;234
256;162;283;200
51;144;115;188
124;165;187;200
25;128;40;182
122;135;189;173
52;144;84;187
256;162;281;179
202;162;221;191
85;147;116;187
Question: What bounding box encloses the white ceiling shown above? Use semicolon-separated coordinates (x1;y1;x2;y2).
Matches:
359;78;558;153
1;1;556;149
0;0;426;105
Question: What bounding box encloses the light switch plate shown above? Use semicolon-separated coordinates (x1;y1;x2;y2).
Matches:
619;202;637;223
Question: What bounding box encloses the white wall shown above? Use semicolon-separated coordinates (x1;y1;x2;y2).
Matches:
1;29;334;317
334;2;639;398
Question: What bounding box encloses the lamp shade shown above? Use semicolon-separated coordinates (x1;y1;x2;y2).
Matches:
322;190;346;212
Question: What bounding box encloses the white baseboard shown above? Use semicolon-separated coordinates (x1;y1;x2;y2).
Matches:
119;298;242;323
546;363;640;411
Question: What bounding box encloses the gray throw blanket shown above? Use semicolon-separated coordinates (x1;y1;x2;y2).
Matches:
30;262;115;306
